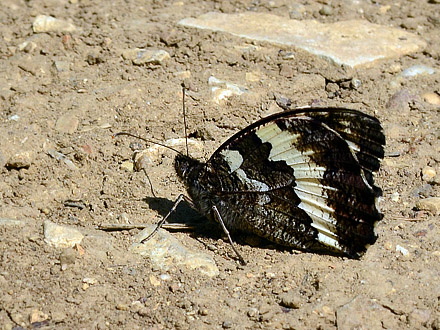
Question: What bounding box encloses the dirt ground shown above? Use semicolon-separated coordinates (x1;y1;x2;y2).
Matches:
1;0;440;329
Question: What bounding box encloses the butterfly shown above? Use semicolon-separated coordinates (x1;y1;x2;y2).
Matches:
128;106;385;262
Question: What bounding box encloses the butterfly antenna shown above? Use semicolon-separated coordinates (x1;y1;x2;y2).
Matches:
113;132;183;155
182;87;189;157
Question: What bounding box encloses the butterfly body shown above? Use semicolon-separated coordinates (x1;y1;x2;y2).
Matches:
174;108;385;258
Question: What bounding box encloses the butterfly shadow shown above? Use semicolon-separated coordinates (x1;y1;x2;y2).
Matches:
143;197;349;259
143;196;225;240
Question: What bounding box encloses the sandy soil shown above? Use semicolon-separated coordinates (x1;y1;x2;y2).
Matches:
1;0;440;329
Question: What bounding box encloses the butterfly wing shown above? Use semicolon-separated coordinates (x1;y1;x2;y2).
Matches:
201;108;385;258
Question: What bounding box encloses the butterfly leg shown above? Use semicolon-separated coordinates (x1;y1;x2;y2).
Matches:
212;205;246;266
140;194;194;244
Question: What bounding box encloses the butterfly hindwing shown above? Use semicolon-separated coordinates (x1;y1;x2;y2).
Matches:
177;108;385;258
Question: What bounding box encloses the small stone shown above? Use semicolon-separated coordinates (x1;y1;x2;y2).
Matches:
55;114;79;134
247;307;259;318
199;308;208;316
6;151;34;169
279;292;301;309
137;307;150;316
29;310;49;323
83;277;97;285
416;197;440;215
149;275;161;287
396;244;409;256
33;15;77;33
174;70;191;79
422;166;437;182
116;303;130;311
289;4;306;19
54;60;70;72
319;5;333;16
208;76;249;104
120;160;134;172
121;48;170;65
245;71;262;82
131;225;219;277
44;220;84;248
401;65;436;77
422;92;440;106
59;248;77;266
222;320;233;329
384;241;393;250
391;192;400;202
350;78;362;89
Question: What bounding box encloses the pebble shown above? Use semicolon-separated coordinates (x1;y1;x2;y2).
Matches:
131;225;219;277
319;5;333;16
422;166;437;182
350;78;362;89
174;70;191;79
55;114;78;134
120;160;134;172
279;291;301;309
149;275;161;287
44;220;84;248
116;303;130;311
54;60;70;72
222;320;233;328
47;149;78;171
422;92;440;106
391;192;400;202
396;244;409;256
134;138;203;163
33;15;78;33
179;12;426;68
416;197;440;215
401;65;436;77
6;151;34;169
289;4;306;19
208;76;249;104
121;48;170;65
59;248;77;268
29;310;49;324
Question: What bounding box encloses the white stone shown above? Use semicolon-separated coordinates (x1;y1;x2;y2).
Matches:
33;15;77;33
43;220;84;248
208;76;249;103
179;12;426;68
131;225;219;277
401;65;436;77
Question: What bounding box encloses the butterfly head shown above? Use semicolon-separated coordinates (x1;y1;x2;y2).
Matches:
174;153;204;184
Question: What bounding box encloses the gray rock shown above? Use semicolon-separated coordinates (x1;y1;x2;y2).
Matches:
178;12;426;68
131;225;219;277
43;220;84;248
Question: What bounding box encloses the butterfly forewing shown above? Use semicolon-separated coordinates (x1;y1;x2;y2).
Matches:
192;108;386;258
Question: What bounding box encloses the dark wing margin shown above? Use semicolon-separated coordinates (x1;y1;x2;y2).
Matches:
205;108;385;258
